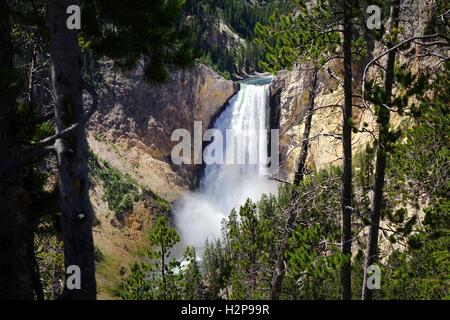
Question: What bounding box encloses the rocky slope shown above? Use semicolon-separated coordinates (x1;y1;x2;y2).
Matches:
270;62;375;181
270;0;436;182
87;63;238;298
87;0;441;297
88;63;238;200
268;0;444;262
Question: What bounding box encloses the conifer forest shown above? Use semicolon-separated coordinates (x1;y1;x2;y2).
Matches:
0;0;448;305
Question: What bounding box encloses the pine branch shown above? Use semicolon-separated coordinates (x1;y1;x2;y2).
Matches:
0;78;98;175
362;33;448;109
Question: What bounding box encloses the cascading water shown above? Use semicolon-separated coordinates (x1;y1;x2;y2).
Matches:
174;76;278;253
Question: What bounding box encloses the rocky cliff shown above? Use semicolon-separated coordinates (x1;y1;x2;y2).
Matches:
270;0;436;182
88;63;238;298
270;62;375;181
88;63;238;200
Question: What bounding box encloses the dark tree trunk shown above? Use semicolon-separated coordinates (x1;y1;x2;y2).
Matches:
292;70;319;188
47;0;96;299
362;0;401;301
0;0;35;300
340;0;354;301
29;231;44;300
270;68;319;300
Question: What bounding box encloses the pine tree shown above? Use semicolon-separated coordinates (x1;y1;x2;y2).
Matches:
227;198;279;299
256;0;367;299
381;61;450;300
1;0;197;300
82;0;197;83
119;216;197;300
0;0;35;299
147;216;181;300
47;0;96;299
362;0;401;300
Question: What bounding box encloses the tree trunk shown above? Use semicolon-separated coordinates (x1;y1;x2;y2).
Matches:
362;0;400;300
340;0;354;301
0;0;35;300
270;68;319;300
47;0;96;299
29;231;44;300
292;70;319;188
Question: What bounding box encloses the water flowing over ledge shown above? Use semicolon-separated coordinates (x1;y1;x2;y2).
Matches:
173;76;278;253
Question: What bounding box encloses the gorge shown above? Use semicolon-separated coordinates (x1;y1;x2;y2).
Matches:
3;0;446;301
174;76;279;252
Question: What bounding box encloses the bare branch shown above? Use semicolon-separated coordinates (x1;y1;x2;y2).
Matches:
0;78;98;175
362;34;447;109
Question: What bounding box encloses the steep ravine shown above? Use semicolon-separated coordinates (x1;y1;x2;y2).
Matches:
88;63;238;299
89;62;239;200
269;62;376;182
269;0;435;183
89;0;439;296
268;0;440;265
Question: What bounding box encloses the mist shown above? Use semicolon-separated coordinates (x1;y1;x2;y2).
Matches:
173;79;278;254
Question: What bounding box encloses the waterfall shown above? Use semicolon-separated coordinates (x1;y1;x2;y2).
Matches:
173;76;278;253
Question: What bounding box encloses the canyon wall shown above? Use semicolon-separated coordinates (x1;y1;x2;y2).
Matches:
270;0;435;182
88;63;238;201
270;62;375;182
88;63;238;298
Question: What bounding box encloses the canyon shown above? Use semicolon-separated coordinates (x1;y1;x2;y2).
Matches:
88;0;439;298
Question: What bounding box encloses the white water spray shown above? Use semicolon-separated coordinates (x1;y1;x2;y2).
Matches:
173;77;278;253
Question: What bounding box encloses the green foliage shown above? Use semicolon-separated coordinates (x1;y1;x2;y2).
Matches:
35;236;65;300
117;261;155;300
184;0;291;76
183;249;204;300
200;167;347;300
227;197;280;299
82;0;197;83
255;0;385;74
202;239;231;299
387;62;450;206
286;224;345;299
382;199;450;300
281;167;346;299
379;62;450;299
118;217;201;300
255;0;341;73
199;192;288;299
292;166;343;237
89;152;171;218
